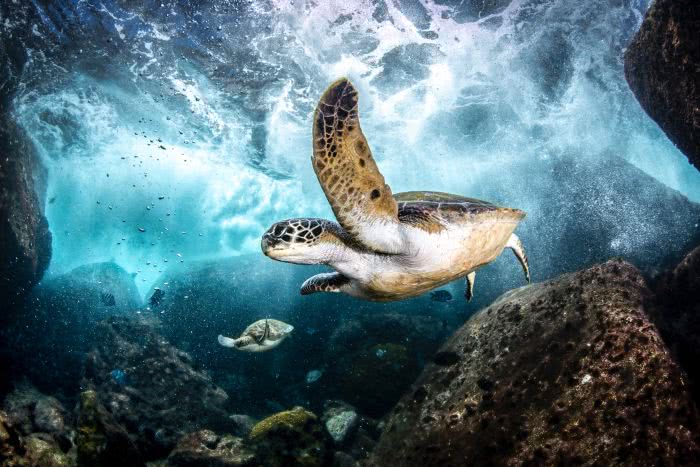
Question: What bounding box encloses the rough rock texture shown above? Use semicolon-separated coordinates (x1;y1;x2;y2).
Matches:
624;0;700;170
80;317;236;461
249;407;330;467
0;99;51;310
1;262;142;398
370;260;700;466
0;409;74;467
76;389;143;467
649;245;700;403
322;401;359;446
2;384;73;452
166;430;256;467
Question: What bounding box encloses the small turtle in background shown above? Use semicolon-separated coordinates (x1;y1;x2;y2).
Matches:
430;289;453;302
218;319;294;352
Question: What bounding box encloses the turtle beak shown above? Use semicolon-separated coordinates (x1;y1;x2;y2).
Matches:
261;233;277;255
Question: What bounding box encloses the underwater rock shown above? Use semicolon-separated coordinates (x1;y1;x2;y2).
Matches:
0;28;52;312
0;109;51;311
81;317;235;461
2;262;142;398
649;244;700;404
322;401;359;446
248;407;330;467
0;410;28;466
23;433;74;467
624;0;700;171
227;415;258;438
76;389;143;467
166;430;256;467
369;260;700;466
328;343;419;418
2;384;73;452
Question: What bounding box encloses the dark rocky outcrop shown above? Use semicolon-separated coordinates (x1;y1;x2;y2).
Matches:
624;0;700;170
649;245;700;404
369;260;700;466
80;317;236;461
1;262;142;399
0;65;51;312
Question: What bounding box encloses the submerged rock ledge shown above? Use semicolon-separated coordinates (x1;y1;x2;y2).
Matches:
369;260;700;466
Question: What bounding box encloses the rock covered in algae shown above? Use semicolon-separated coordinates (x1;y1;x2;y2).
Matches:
23;434;74;467
321;401;359;445
249;407;330;466
81;317;235;459
369;260;700;466
166;430;256;466
76;389;143;467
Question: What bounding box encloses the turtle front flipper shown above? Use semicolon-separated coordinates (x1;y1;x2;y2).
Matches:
506;234;530;283
301;272;350;295
465;272;476;302
312;78;402;253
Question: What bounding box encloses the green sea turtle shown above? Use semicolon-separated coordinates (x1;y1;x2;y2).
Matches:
217;319;294;352
261;78;530;302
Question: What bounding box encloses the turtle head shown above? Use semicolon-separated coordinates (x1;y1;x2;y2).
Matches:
261;218;346;264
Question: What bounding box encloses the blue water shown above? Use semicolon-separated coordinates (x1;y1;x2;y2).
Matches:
9;0;699;297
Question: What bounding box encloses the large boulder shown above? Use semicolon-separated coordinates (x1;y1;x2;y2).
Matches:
649;244;700;403
624;0;700;170
0;10;52;312
80;317;236;461
1;262;142;398
369;260;700;466
0;98;51;311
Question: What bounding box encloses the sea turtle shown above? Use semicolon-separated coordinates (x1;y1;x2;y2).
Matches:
261;78;530;302
217;319;294;352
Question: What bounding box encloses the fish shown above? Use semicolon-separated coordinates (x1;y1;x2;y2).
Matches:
101;292;116;307
110;369;128;386
149;288;165;307
305;369;323;384
430;289;453;302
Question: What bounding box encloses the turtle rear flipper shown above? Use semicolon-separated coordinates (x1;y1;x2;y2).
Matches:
218;335;238;348
465;272;476;302
506;234;530;283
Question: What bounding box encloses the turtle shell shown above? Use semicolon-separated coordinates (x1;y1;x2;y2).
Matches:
243;319;294;342
394;191;524;232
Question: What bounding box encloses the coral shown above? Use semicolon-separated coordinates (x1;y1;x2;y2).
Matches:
249;407;329;467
